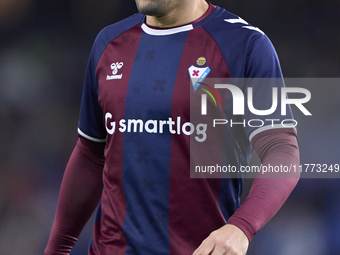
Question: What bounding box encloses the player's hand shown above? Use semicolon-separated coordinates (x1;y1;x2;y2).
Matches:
192;224;249;255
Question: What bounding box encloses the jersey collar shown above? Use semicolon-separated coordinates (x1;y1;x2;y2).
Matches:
141;3;216;36
141;23;193;36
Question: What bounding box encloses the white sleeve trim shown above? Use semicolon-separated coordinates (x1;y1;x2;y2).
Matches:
249;124;297;142
77;128;106;143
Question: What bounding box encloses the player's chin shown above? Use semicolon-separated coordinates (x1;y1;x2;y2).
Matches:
135;0;167;16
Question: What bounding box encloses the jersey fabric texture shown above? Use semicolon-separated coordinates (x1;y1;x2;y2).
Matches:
78;4;294;255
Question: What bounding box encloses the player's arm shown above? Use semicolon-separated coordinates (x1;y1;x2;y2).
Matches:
192;130;300;255
45;136;105;255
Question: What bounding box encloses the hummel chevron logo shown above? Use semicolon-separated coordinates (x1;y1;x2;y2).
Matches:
224;17;264;35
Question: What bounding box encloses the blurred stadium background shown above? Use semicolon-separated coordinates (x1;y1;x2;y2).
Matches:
0;0;339;254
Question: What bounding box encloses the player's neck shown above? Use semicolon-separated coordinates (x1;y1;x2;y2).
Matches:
146;0;209;28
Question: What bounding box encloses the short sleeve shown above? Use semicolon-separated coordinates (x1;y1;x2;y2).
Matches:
78;48;106;142
242;33;296;141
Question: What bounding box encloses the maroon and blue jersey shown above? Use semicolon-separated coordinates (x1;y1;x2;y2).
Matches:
77;4;294;255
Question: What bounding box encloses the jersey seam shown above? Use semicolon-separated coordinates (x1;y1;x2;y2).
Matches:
94;23;142;78
200;26;232;77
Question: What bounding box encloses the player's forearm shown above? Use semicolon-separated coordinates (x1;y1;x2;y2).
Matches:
45;137;105;255
227;131;300;241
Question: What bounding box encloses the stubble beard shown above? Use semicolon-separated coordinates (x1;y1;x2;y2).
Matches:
135;0;169;17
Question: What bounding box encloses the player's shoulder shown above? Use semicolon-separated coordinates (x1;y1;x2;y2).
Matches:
201;6;278;77
94;13;144;46
203;6;267;41
88;12;144;65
